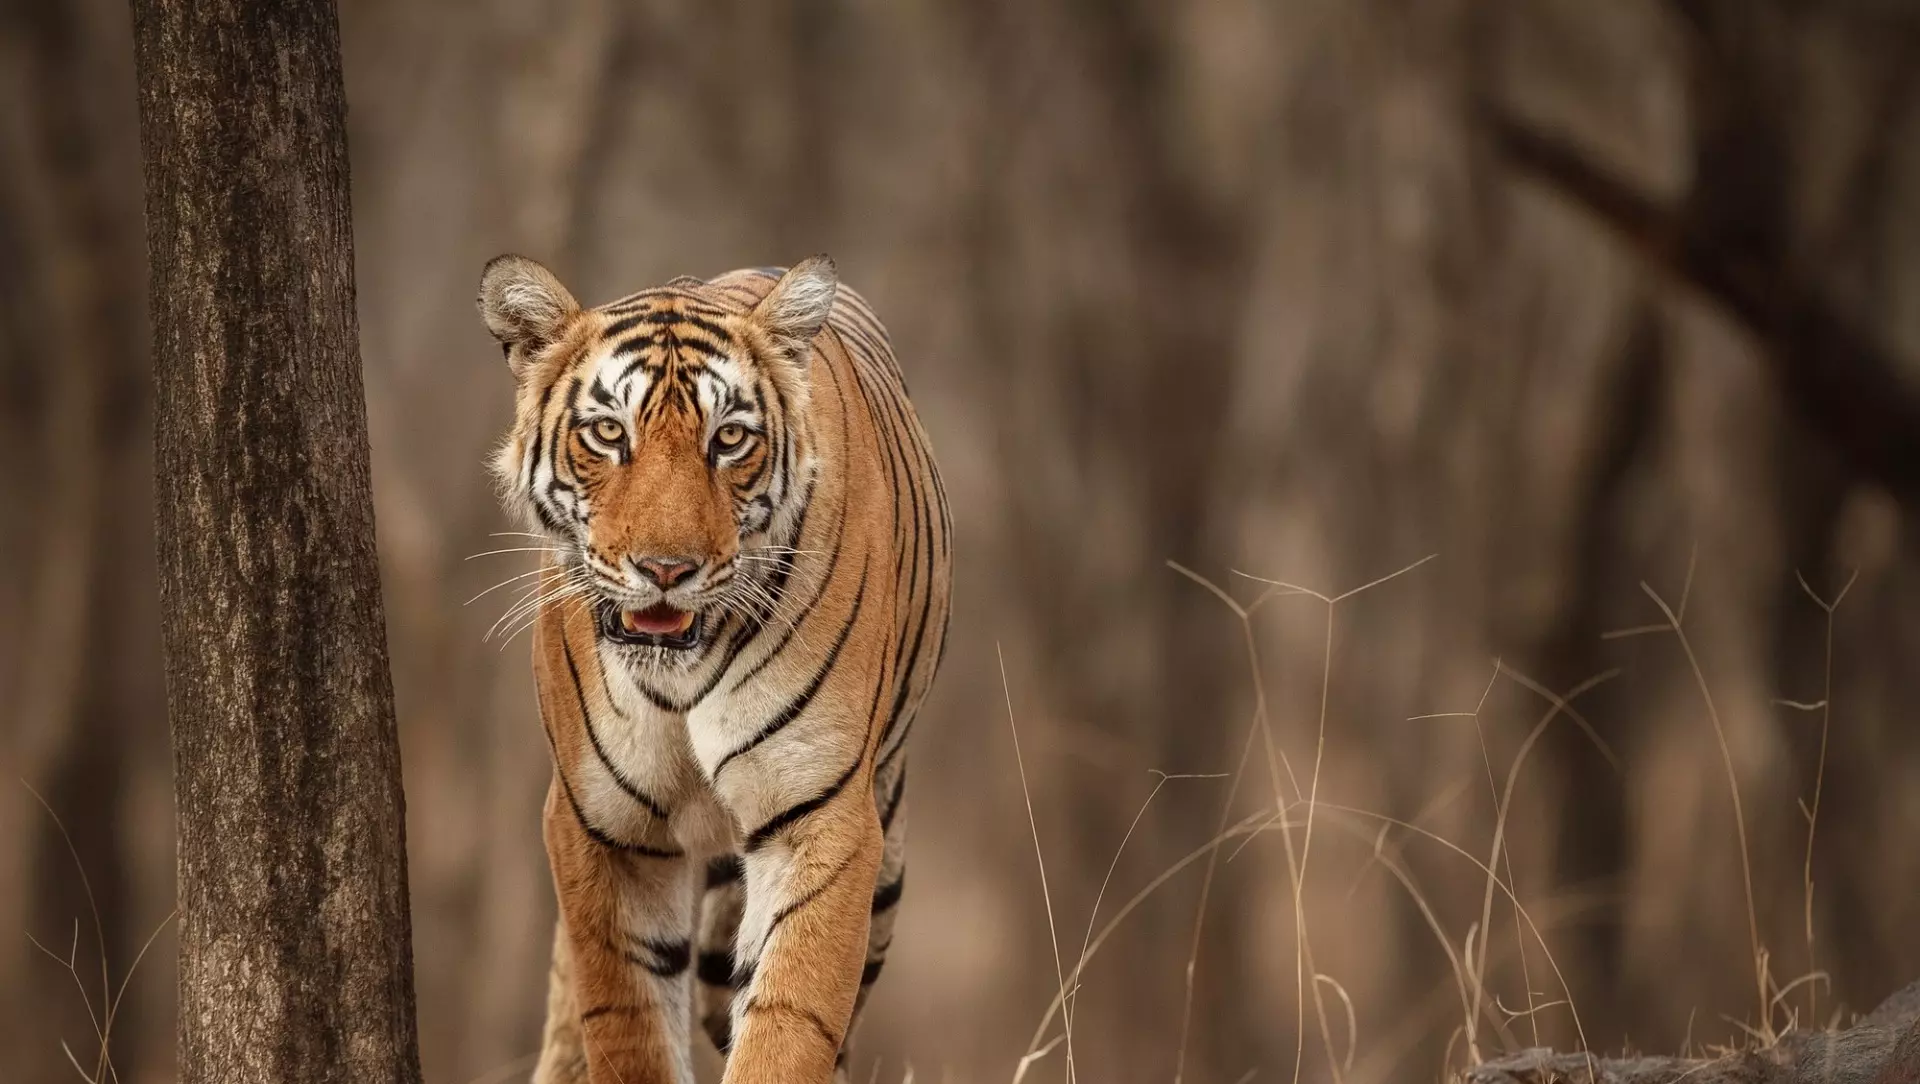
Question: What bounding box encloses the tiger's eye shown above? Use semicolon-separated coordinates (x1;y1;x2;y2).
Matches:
714;423;748;450
591;418;625;445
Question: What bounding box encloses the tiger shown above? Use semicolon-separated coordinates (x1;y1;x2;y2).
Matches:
476;254;951;1084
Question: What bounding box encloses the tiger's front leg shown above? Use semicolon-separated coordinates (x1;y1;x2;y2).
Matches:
541;777;699;1084
720;761;883;1084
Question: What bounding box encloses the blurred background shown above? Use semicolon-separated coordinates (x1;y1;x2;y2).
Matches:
7;0;1920;1082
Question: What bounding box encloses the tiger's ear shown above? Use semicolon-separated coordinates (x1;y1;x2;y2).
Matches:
749;255;838;365
477;254;580;368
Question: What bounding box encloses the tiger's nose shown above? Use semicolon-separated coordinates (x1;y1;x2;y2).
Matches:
634;556;701;588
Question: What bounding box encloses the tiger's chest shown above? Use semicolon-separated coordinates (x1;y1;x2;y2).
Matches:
565;650;738;857
560;615;859;858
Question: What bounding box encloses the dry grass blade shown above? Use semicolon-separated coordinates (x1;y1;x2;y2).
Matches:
1219;552;1437;1084
27;923;106;1066
998;644;1075;1084
1067;768;1223;1065
1017;812;1284;1069
1360;838;1479;1049
1468;665;1621;1062
21;782;178;1084
1636;581;1770;1040
1427;659;1512;1063
108;910;178;1033
1316;974;1359;1077
1310;801;1592;1067
1169;560;1337;1084
1792;565;1855;1025
1012;1034;1068;1084
1768;971;1828;1020
23;782;113;1083
1162;563;1294;1084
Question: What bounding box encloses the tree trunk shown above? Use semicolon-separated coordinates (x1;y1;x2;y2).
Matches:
129;1;424;1082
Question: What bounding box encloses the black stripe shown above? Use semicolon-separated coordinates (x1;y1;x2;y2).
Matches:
725;383;852;692
705;854;743;887
759;473;814;604
527;368;567;483
834;293;890;352
871;873;904;914
627;936;691;978
674;311;734;342
745;756;862;852
604;290;733;315
876;427;938;757
828;305;882;361
634;366;672;423
861;957;885;986
767;847;861;936
524;368;570;524
840;328;913;664
635;681;682;714
536;374;587;528
836;316;898;394
856;630;896;766
833;325;907;586
603;307;706;338
555;766;681;858
737;446;771;490
609;332;665;359
710;1014;733;1053
876;598;931;760
878;767;907;832
931;588;952;672
835;327;925;764
579;1003;639;1023
724;497;843;689
605;317;731;354
697;948;738;987
602;312;648;339
713;556;871;777
587;377;619;411
529;494;565;533
878;711;915;777
615;352;655;389
745;998;841;1050
564;636;672;820
541;722;682;859
667;333;726;364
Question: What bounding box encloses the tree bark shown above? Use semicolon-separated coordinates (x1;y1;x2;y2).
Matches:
130;1;424;1082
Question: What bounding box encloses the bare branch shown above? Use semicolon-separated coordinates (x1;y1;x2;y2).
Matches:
1480;104;1920;507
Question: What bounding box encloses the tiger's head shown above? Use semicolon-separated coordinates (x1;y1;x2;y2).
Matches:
478;255;837;664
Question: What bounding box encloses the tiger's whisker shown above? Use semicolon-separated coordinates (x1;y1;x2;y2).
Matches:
492;589;589;647
465;566;552;606
466;546;568;561
485;577;588;643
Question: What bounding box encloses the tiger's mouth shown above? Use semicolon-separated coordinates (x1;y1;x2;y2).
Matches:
598;600;704;650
